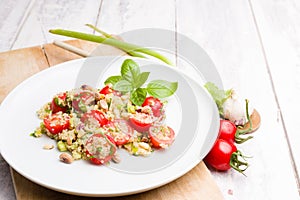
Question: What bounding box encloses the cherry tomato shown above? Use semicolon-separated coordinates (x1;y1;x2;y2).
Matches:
43;113;70;134
72;91;95;113
204;139;237;171
105;119;133;146
85;134;117;165
142;96;163;117
149;125;175;148
50;92;67;113
81;110;109;127
99;85;113;95
219;120;237;143
99;85;121;96
129;112;154;132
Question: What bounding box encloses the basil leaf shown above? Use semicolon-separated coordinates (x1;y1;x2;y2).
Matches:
113;80;133;92
147;80;178;98
104;75;122;85
204;82;232;115
130;88;147;106
121;59;140;83
134;72;150;88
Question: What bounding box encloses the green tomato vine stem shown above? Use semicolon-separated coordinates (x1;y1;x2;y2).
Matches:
235;99;253;144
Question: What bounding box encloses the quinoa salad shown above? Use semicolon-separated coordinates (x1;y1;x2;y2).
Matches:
31;59;178;165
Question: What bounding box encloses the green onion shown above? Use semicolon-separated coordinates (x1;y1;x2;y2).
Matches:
57;141;67;152
49;29;174;66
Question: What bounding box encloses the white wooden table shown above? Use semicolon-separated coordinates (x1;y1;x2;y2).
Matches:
1;0;300;199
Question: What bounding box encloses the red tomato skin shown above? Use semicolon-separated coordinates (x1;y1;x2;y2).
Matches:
81;110;109;127
99;85;121;96
50;93;67;113
219;120;237;143
142;97;163;117
72;91;95;112
128;116;152;132
105;119;133;146
149;126;175;148
99;85;113;95
85;134;116;165
204;139;237;171
43;114;70;135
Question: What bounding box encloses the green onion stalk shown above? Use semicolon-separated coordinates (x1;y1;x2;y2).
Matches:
49;26;173;66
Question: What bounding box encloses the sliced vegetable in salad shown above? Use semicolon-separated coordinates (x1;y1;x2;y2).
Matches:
31;59;178;166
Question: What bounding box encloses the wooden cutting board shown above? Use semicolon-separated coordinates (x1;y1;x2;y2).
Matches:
0;40;223;200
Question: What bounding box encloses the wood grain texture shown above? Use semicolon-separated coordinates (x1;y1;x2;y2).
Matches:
250;0;300;188
97;0;177;65
97;0;175;32
12;162;223;200
0;0;34;51
0;46;48;103
176;0;299;199
10;0;102;50
43;40;98;66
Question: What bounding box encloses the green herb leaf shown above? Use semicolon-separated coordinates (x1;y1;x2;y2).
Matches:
130;88;147;106
134;72;150;88
121;59;140;83
147;80;178;98
104;75;122;85
113;79;133;92
204;82;232;115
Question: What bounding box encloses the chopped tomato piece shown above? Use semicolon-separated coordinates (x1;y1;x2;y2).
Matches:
105;119;133;146
81;110;109;127
72;91;95;113
129;112;154;132
149;125;175;148
142;96;163;117
85;134;117;165
50;92;67;113
99;85;121;96
43;113;70;134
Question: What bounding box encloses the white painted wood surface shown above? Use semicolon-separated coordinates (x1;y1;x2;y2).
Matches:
1;0;300;199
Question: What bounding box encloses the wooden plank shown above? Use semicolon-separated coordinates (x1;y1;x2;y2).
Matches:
0;0;33;52
96;0;177;64
11;0;102;50
176;0;299;199
12;162;222;200
250;0;300;189
0;46;49;103
97;0;175;32
43;40;98;66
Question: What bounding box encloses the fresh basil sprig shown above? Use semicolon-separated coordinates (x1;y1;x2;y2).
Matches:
104;59;178;106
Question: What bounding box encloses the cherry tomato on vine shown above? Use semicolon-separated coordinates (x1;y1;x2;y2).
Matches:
204;139;248;173
218;120;237;143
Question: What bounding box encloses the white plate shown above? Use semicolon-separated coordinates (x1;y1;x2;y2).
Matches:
0;56;219;197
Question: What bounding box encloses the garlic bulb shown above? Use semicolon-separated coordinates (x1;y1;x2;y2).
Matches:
223;91;253;126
